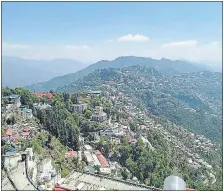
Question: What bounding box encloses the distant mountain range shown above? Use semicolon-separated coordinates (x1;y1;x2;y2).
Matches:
2;56;87;88
25;56;209;92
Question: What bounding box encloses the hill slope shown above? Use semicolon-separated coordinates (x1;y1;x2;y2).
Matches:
57;65;222;143
2;56;86;88
25;56;206;92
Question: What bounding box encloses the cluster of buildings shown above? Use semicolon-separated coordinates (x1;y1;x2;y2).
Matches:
83;144;111;175
3;124;34;153
36;158;61;190
6;94;21;108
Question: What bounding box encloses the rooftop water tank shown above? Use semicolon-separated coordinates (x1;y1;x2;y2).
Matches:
164;175;186;190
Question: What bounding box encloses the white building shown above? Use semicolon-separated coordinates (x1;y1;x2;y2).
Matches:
84;151;94;165
100;168;111;175
33;103;51;110
22;108;33;119
84;144;93;152
92;107;107;122
78;151;82;163
92;153;101;167
7;94;21;108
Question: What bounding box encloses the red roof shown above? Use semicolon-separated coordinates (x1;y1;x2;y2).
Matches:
34;92;53;99
22;132;30;136
65;151;77;158
128;139;137;144
6;128;12;136
54;185;72;191
95;150;109;168
23;128;30;132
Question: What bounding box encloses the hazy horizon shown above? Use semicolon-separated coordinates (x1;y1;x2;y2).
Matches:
2;55;222;73
2;2;222;71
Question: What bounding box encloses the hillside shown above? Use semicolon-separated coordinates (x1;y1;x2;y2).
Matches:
57;66;222;143
2;56;86;88
25;56;206;92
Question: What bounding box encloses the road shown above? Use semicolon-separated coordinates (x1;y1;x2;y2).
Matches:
2;160;36;190
12;161;36;190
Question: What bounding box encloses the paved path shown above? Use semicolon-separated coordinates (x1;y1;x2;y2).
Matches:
2;160;36;190
2;176;16;190
12;161;36;190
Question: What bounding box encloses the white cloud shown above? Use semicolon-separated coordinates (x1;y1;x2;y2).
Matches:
2;43;30;50
117;34;149;42
65;45;90;50
161;40;197;48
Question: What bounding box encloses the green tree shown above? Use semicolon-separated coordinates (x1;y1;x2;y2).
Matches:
94;165;101;174
84;110;92;119
121;168;128;180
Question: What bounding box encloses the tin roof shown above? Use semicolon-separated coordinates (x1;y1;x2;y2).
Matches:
65;151;77;158
7;94;20;99
95;150;109;168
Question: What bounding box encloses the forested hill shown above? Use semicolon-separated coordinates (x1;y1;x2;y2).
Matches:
25;56;206;92
57;65;222;143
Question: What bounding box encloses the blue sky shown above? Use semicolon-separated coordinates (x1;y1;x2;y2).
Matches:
2;2;222;68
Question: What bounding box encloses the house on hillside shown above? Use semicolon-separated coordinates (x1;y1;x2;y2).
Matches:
73;103;87;114
91;106;107;122
22;131;31;140
22;108;33;119
6;94;21;108
34;92;53;99
65;151;77;158
33;103;51;110
89;91;101;96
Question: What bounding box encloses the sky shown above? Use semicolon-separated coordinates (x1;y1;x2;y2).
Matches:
2;2;222;69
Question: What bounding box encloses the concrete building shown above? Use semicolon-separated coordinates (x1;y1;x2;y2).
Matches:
84;145;93;152
100;168;111;175
92;107;107;122
102;126;125;137
92;153;101;167
33;103;51;110
22;108;33;119
84;151;94;165
73;103;87;113
37;159;59;186
7;94;21;108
